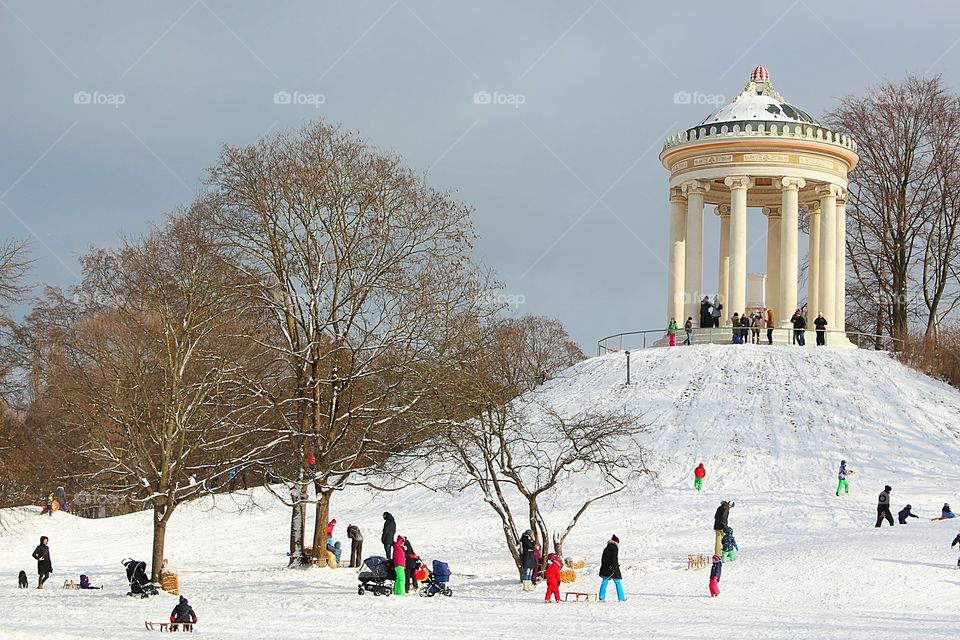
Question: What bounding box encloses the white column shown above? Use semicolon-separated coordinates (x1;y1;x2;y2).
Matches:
724;176;751;320
779;178;804;325
681;180;709;325
817;185;839;327
667;189;687;324
716;204;731;325
764;206;781;320
806;202;821;321
836;194;847;333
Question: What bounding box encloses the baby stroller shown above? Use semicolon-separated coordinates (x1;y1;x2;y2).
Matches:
357;555;394;596
122;559;159;598
418;559;452;597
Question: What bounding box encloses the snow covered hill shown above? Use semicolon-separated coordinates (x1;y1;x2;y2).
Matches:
2;345;960;639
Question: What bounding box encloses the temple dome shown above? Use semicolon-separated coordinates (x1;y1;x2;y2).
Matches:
696;66;820;128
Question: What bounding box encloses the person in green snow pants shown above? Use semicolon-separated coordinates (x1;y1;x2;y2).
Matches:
394;566;406;595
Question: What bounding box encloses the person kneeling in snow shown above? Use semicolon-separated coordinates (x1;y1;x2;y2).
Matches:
898;504;919;524
720;527;739;562
544;553;562;602
709;555;722;597
170;596;198;627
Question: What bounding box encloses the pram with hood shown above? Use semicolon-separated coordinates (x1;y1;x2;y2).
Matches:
357;555;394;596
122;559;159;598
418;559;452;597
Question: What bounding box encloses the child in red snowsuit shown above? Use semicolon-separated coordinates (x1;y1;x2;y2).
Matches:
709;554;721;596
544;553;562;602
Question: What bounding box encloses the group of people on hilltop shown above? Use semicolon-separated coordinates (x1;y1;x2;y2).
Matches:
668;303;833;347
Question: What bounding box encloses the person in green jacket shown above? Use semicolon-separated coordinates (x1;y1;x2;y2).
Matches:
668;317;678;347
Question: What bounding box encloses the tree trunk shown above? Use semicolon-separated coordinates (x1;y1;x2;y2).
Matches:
288;482;307;566
150;509;167;584
311;485;332;564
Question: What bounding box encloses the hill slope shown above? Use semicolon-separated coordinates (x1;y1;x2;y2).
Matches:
2;345;960;639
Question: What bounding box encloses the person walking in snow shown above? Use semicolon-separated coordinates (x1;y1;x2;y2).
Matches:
694;463;706;492
898;504;919;525
876;486;894;527
346;524;363;568
951;531;960;567
814;313;828;346
544;553;563;603
667;317;679;347
708;554;722;597
31;536;52;589
791;309;806;346
381;512;396;557
836;460;854;496
713;501;733;556
519;530;537;591
392;535;407;595
170;595;198;628
721;527;739;562
684;317;694;346
766;308;776;345
598;535;625;602
731;313;741;344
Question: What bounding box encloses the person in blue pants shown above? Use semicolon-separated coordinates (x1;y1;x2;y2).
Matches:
598;535;624;602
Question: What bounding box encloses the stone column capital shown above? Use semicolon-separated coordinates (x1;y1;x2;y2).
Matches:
724;175;752;190
714;203;731;217
816;184;844;199
778;177;806;191
681;180;710;196
763;205;782;218
802;201;821;215
669;187;687;204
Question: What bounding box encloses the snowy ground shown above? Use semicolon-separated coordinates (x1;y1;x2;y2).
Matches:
2;345;960;639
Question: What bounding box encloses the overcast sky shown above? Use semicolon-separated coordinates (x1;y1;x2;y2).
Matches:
2;1;957;350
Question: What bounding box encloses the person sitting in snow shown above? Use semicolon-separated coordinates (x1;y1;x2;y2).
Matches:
709;554;722;597
694;463;706;492
898;504;919;524
721;527;739;562
544;552;562;603
170;595;198;628
942;503;956;519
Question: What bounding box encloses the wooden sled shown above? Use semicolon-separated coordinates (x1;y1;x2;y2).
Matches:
563;591;594;602
144;622;194;632
62;580;80;590
687;553;708;570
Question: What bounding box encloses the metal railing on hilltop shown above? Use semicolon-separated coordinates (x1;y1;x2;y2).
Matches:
596;327;903;355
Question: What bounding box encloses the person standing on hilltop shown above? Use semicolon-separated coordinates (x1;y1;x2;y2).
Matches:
791;309;806;346
346;524;363;568
519;529;537;591
814;313;828;346
712;295;722;327
731;313;741;344
31;536;52;589
381;512;396;557
836;460;854;496
694;463;706;492
667;317;679;347
766;307;776;344
700;296;712;328
713;501;733;556
684;317;694;346
876;486;894;527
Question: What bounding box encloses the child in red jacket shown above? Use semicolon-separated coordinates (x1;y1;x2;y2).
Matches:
544;553;562;602
694;463;706;492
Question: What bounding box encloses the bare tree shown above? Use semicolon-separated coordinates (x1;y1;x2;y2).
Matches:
0;238;31;410
827;75;960;341
24;204;276;581
207;121;490;565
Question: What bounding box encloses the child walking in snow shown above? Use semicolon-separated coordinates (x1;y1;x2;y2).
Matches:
709;554;721;597
544;553;562;602
721;527;739;562
694;463;706;492
836;460;853;496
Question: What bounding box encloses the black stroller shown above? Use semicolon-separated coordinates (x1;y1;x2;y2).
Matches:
122;559;159;598
418;559;452;597
357;555;394;596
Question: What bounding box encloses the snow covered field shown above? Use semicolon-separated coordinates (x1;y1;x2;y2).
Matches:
3;345;960;639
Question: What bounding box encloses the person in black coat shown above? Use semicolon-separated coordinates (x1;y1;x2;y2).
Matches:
403;538;420;592
598;535;624;601
898;504;919;525
31;536;52;589
876;486;894;527
170;596;198;626
519;530;537;591
713;501;733;556
791;310;807;346
813;313;828;346
381;512;396;558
